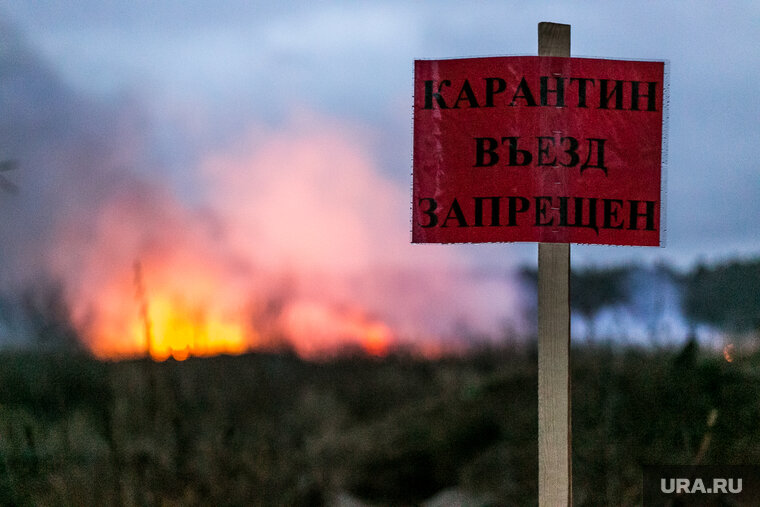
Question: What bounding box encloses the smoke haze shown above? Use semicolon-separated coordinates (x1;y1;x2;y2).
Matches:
0;21;526;357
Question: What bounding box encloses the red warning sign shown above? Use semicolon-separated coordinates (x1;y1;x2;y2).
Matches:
412;56;665;246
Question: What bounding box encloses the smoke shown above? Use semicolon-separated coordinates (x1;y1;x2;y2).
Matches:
0;21;527;358
199;114;527;345
0;18;158;287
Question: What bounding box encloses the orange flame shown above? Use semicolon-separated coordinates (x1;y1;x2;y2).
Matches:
79;257;396;360
79;255;254;361
280;300;393;358
54;117;503;361
723;343;735;363
137;294;248;361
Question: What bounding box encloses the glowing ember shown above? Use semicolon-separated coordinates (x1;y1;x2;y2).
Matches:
723;343;735;363
362;322;393;357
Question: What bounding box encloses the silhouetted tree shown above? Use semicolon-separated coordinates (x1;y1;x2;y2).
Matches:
519;265;631;339
683;259;760;333
0;160;18;194
571;267;630;339
22;282;83;353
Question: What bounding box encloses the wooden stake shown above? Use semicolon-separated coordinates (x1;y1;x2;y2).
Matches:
537;22;572;506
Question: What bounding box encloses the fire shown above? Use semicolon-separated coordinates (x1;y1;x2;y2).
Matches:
362;322;393;357
79;255;254;361
281;300;393;358
86;290;251;361
77;257;396;361
138;294;248;361
49;117;514;361
723;343;735;363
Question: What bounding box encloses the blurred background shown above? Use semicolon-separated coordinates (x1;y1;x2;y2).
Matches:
0;1;758;505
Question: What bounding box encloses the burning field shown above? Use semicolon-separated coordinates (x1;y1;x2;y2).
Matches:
5;16;752;362
42;118;525;360
0;21;527;360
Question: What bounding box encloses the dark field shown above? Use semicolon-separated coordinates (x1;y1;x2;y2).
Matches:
0;342;758;506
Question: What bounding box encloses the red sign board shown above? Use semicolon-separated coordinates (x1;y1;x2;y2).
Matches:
412;56;665;246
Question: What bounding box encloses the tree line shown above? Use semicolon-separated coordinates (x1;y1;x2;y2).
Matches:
520;256;760;338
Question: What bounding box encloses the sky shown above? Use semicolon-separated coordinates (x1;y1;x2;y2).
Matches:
2;1;758;267
0;1;758;355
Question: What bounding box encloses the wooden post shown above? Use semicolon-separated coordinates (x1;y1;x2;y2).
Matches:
537;22;572;506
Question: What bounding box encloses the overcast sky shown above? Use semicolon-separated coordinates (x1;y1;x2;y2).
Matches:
1;0;759;270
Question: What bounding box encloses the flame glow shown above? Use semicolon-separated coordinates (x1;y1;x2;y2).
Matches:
44;114;520;360
281;300;393;358
138;295;248;361
723;343;735;363
83;259;396;360
82;259;254;361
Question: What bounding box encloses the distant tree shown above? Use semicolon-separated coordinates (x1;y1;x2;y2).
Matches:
624;263;685;343
22;282;84;353
683;259;760;333
570;267;630;339
519;265;631;339
0;160;18;194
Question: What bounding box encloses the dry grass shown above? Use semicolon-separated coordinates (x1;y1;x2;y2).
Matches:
0;342;758;505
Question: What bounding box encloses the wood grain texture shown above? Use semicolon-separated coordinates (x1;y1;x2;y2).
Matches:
537;21;572;507
538;22;570;58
